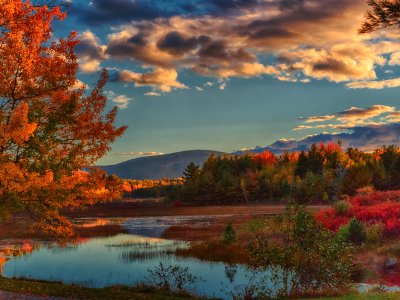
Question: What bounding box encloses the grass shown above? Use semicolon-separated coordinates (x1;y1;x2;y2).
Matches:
1;277;400;300
0;277;206;300
302;294;400;299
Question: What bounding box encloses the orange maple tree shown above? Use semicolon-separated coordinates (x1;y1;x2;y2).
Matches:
0;0;126;239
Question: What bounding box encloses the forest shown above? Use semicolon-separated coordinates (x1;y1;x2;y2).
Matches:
124;143;400;205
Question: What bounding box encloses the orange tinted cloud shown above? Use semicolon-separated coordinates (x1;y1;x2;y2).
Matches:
79;0;400;91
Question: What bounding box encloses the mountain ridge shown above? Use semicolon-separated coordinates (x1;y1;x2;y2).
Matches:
99;150;224;179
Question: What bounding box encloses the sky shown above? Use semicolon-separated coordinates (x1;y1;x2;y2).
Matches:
57;0;400;165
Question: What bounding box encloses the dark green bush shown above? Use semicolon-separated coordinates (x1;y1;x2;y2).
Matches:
223;222;236;245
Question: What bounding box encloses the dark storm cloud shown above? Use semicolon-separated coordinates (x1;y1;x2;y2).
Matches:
248;28;298;40
72;0;268;26
72;0;186;25
207;0;263;11
235;0;363;47
73;0;389;89
157;32;210;56
198;40;254;61
312;59;359;76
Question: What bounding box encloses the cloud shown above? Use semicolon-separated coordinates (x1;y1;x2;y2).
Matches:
73;0;269;26
347;77;400;89
297;105;397;130
105;90;132;109
385;112;400;122
112;67;188;92
75;30;108;73
73;0;189;25
145;91;162;96
70;79;88;90
293;125;313;131
72;0;400;89
303;115;335;123
274;44;385;83
114;151;164;156
337;105;395;121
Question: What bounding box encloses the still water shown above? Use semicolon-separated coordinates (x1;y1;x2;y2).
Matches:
1;217;274;299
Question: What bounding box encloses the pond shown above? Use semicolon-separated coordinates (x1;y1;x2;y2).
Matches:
1;217;276;299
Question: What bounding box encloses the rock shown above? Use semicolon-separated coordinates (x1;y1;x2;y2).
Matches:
385;257;398;269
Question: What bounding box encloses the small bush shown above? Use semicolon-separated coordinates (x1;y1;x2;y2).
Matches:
365;223;384;245
223;222;236;245
347;218;366;245
334;200;351;215
245;218;265;234
336;224;350;242
145;263;198;291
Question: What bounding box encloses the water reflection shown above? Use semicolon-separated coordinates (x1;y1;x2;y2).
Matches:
0;240;41;275
224;263;238;284
0;217;279;299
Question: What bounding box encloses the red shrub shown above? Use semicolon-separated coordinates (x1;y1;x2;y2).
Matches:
349;190;400;206
317;190;400;236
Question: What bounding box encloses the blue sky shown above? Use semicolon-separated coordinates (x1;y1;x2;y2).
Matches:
57;0;400;165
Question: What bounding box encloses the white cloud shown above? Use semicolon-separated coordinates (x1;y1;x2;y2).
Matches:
115;67;188;93
105;90;132;109
294;105;398;131
347;77;400;89
145;91;162;96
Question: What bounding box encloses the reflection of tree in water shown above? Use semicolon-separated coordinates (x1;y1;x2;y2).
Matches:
118;242;186;264
0;256;9;275
224;263;238;283
0;240;41;275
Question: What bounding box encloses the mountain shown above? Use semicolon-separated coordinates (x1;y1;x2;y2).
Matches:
100;150;224;179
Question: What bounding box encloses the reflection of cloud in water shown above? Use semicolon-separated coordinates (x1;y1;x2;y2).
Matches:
122;216;216;238
79;219;110;228
74;218;126;228
74;215;222;238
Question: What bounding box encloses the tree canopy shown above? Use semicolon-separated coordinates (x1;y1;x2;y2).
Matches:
0;0;126;239
359;0;400;33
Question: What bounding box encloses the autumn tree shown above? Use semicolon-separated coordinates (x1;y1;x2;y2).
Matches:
359;0;400;33
0;0;126;239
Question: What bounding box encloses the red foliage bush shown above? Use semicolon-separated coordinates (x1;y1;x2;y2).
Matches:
316;190;400;236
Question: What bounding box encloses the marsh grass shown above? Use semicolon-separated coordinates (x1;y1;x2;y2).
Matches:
0;277;206;299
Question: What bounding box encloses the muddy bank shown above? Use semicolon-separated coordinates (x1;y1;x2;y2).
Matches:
63;198;328;218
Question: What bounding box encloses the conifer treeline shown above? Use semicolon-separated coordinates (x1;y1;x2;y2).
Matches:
178;143;400;204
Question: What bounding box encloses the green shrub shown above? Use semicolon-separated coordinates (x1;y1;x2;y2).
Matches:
223;222;236;245
145;263;198;291
245;218;265;234
248;205;354;297
336;224;350;242
336;218;367;245
334;200;351;215
348;218;366;245
365;223;384;245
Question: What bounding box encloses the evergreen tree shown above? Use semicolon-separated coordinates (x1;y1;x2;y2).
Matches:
183;162;200;182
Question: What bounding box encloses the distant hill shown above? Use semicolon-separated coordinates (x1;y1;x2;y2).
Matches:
100;150;224;179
